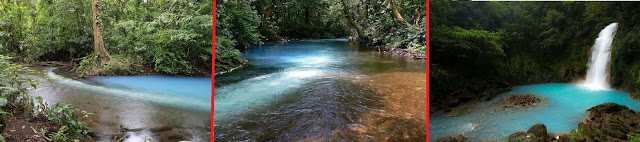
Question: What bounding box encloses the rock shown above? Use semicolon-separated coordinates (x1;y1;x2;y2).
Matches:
150;125;174;133
436;134;468;142
577;103;640;141
557;67;567;76
513;102;640;142
526;124;548;141
508;132;527;142
574;136;586;142
460;90;476;101
435;136;452;142
446;109;465;117
494;94;543;110
587;102;630;113
159;128;191;142
452;134;467;142
522;137;540;142
557;134;570;142
448;97;460;105
347;124;367;133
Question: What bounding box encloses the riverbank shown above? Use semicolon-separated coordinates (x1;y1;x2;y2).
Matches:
0;57;92;141
7;62;211;141
374;46;426;60
36;67;210;141
500;102;640;142
18;60;211;77
214;38;426;75
2;103;61;141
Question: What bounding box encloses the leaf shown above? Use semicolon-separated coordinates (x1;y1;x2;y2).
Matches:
0;96;7;106
0;87;18;91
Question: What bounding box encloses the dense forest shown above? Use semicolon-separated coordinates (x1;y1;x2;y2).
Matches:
0;0;213;76
430;2;640;112
215;0;427;74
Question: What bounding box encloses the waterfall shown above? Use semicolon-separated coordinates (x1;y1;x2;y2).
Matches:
582;23;618;90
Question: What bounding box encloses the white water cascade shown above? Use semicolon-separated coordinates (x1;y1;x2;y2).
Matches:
583;23;618;90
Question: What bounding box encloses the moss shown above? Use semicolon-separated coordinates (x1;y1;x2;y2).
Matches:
569;130;583;141
72;55;148;76
516;135;526;142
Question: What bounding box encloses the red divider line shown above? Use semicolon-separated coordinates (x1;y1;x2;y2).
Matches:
211;0;216;141
425;0;430;141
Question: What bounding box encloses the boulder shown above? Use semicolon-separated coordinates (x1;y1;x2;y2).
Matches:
494;94;543;110
579;102;640;141
508;132;527;142
446;109;465;117
526;124;548;141
557;134;570;142
435;134;468;142
587;102;630;113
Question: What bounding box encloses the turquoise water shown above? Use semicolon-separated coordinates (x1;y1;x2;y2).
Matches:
430;83;640;141
214;39;426;141
87;75;211;111
88;75;211;99
31;68;211;141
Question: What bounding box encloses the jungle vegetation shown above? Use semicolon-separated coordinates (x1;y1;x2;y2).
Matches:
0;0;213;76
215;0;427;73
430;2;640;99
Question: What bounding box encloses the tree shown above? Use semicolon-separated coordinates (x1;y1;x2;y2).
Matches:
91;0;110;60
389;0;419;30
340;0;365;42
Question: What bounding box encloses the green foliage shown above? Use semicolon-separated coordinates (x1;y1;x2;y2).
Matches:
220;0;261;47
1;0;212;75
214;0;425;74
215;0;259;74
516;135;525;142
408;42;426;55
44;103;91;140
431;26;504;77
0;55;41;101
628;133;640;142
143;136;153;142
215;36;246;73
429;2;640;97
0;56;91;140
569;130;584;141
339;0;426;52
99;0;213;75
50;126;69;141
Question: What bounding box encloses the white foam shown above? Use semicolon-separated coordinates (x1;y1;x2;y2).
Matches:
46;68;210;111
582;23;618;90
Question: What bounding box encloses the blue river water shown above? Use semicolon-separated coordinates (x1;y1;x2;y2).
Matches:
214;39;426;141
30;68;211;141
86;75;211;111
430;83;640;141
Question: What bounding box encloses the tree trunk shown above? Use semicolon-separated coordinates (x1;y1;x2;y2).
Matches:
340;0;364;41
91;0;111;60
389;0;419;30
259;0;276;31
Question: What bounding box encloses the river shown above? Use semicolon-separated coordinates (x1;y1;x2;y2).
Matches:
214;38;427;141
27;67;211;142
